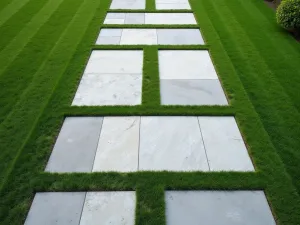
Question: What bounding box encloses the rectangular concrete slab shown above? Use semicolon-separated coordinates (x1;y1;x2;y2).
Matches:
25;192;85;225
72;74;142;106
80;192;136;225
96;36;121;45
160;79;228;106
198;117;254;171
157;29;204;45
92;117;139;172
110;0;145;9
125;13;145;24
45;117;103;172
139;117;209;171
120;29;157;45
83;50;143;74
158;50;218;79
165;191;276;225
145;13;196;24
106;13;126;19
156;3;191;9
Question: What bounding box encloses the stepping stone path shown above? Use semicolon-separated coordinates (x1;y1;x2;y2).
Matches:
26;0;276;224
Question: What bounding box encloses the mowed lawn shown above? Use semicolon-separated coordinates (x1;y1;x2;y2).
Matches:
0;0;300;224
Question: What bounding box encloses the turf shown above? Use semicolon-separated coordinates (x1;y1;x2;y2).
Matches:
1;0;300;224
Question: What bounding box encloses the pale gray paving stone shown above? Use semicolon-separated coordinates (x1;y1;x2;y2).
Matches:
98;28;122;37
160;79;228;106
198;116;255;171
158;50;218;79
80;192;136;225
145;13;196;24
103;19;125;25
92;117;139;172
45;117;103;172
156;3;191;9
72;74;142;106
125;13;145;24
24;192;85;225
139;116;209;171
165;191;276;225
157;29;204;45
96;29;122;45
110;0;145;9
96;36;121;45
157;0;189;3
83;50;143;74
120;29;157;45
106;13;126;19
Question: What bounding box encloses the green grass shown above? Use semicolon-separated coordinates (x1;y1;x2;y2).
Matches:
1;0;300;224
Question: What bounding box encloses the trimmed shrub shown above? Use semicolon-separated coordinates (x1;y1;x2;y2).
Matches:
276;0;300;31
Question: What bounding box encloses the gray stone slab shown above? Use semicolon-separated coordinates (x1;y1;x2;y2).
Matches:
45;117;103;172
125;13;145;24
120;29;157;45
198;117;255;171
92;117;139;172
103;18;125;25
72;74;142;106
106;13;126;19
96;36;121;45
80;192;136;225
25;192;85;225
110;0;145;9
157;29;204;45
139;116;209;171
158;50;218;79
156;3;191;10
83;50;143;74
99;28;122;37
145;13;196;24
160;79;228;106
165;191;276;225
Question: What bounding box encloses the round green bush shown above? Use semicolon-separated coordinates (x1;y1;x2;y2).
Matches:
276;0;300;30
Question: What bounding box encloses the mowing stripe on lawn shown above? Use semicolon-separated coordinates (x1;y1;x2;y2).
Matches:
0;0;13;11
0;0;81;124
147;0;156;10
0;0;64;77
0;0;84;187
0;0;48;52
0;0;31;27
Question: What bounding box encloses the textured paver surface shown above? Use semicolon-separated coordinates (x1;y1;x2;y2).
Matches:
96;29;204;45
72;50;143;106
110;0;145;9
159;50;228;105
104;13;197;24
165;191;276;225
46;116;253;172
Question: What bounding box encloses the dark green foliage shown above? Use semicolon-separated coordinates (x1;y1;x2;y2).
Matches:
276;0;300;30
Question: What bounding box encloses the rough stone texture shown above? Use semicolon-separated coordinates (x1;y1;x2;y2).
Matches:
110;0;145;9
139;116;209;171
45;117;103;172
92;117;140;172
160;79;228;106
120;29;157;45
165;191;276;225
24;192;85;225
198;117;254;171
80;192;136;225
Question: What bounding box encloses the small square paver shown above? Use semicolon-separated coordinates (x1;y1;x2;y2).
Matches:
157;29;204;45
165;191;276;225
159;50;218;79
25;192;85;225
45;117;103;172
139;117;209;171
145;13;196;24
120;29;157;45
83;50;143;74
125;13;145;24
110;0;145;9
72;74;142;106
92;117;139;172
160;79;228;106
198;117;254;171
80;192;136;225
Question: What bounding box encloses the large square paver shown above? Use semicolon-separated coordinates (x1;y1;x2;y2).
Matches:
139;117;209;171
198;117;254;171
80;192;136;225
145;13;196;24
159;50;217;79
157;29;204;45
24;192;85;225
92;117;139;172
160;79;228;105
120;29;157;45
165;191;276;225
45;117;103;172
110;0;145;9
72;74;142;106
